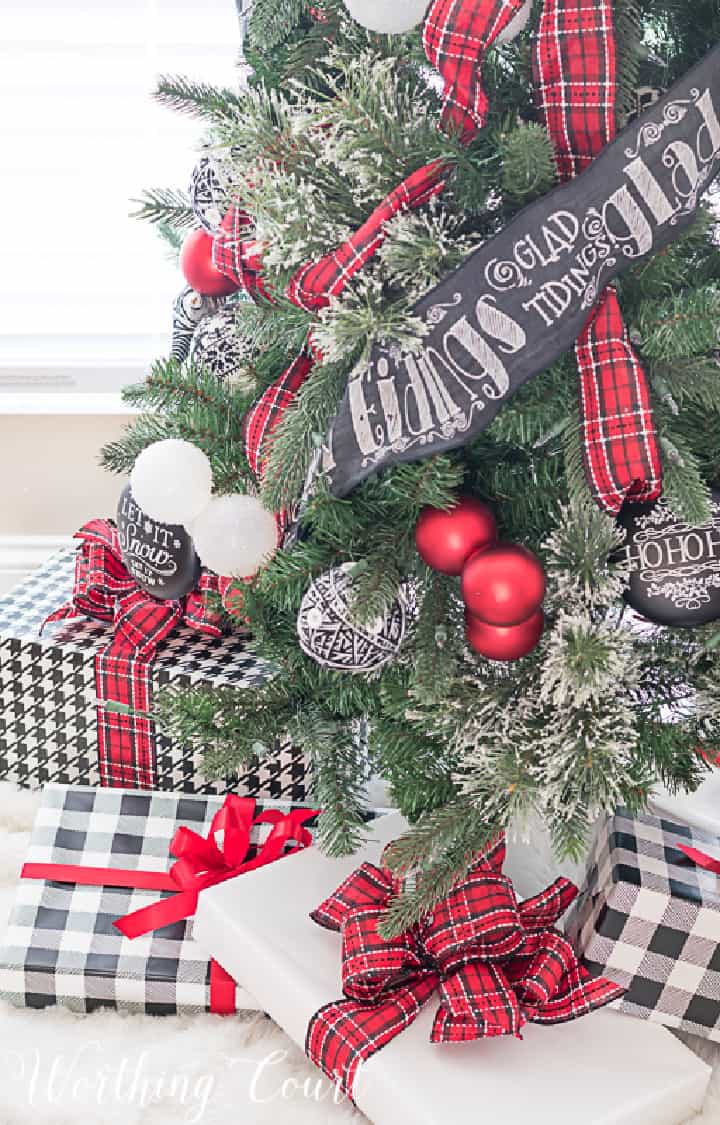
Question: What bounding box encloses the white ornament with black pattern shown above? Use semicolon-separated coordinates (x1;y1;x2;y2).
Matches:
297;564;414;674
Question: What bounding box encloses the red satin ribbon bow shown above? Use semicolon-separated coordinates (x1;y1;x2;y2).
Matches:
21;795;318;1016
44;519;233;789
306;835;623;1100
115;794;318;939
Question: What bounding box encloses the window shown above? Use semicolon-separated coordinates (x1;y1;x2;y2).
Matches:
0;0;243;404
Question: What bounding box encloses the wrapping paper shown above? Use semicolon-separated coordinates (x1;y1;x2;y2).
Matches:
0;784;318;1015
194;813;710;1125
0;549;308;796
567;806;720;1043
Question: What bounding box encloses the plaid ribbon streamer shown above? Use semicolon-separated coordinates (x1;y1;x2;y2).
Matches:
306;835;622;1101
236;162;447;509
212;203;272;302
286;161;447;313
44;520;229;790
423;0;528;142
532;0;662;512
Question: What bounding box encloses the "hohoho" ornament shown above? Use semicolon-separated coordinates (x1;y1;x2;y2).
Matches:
620;492;720;626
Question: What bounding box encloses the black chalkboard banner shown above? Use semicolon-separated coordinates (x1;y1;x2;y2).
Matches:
324;44;720;496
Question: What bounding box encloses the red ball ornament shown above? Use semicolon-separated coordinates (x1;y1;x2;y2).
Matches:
414;497;497;576
465;607;544;662
180;229;239;297
461;543;545;626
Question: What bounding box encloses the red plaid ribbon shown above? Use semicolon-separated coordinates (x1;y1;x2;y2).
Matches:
212;203;272;302
44;520;231;790
423;0;528;142
212;162;448;503
306;835;623;1101
532;0;662;511
286;161;447;313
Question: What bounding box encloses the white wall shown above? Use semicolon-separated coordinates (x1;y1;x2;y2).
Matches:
0;413;129;594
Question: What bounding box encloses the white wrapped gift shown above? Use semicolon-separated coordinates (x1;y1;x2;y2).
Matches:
193;813;711;1125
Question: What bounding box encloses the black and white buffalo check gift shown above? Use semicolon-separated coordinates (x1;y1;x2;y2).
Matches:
566;806;720;1042
0;784;318;1015
0;549;308;798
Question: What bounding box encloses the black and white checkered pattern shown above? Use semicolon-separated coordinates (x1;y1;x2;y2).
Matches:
0;784;317;1015
566;806;720;1042
0;550;309;797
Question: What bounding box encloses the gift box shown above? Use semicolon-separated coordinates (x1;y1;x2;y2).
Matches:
0;547;308;797
649;771;720;837
0;783;318;1016
566;806;720;1043
192;812;710;1125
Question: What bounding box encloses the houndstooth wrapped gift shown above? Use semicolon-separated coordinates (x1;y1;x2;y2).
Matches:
0;784;318;1016
566;806;720;1043
0;548;308;797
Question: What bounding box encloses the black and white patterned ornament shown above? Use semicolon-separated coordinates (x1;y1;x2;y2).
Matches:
170;285;218;362
189;156;235;235
189;309;254;388
620;492;720;626
297;564;413;673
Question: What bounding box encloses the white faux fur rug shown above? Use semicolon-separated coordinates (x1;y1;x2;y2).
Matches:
0;782;717;1125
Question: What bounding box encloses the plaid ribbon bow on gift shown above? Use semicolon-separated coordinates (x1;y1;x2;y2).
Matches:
212;0;663;520
306;834;623;1101
44;519;235;790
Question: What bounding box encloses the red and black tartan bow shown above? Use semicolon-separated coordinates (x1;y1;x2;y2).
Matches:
532;0;662;512
44;520;232;790
306;835;622;1101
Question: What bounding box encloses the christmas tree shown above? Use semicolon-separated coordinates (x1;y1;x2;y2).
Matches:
104;0;720;934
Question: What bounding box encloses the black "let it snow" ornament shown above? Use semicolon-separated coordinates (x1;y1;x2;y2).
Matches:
116;484;201;601
620;493;720;627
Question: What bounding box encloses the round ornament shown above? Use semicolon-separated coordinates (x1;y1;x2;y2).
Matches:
189;309;254;387
620;493;720;627
191;494;278;578
461;543;545;626
465;607;544;662
496;0;533;44
297;564;412;674
343;0;429;34
189;156;234;235
116;484;201;600
415;496;497;576
130;439;213;527
170;285;218;363
180;229;239;298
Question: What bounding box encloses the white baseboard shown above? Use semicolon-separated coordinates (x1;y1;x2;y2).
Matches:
0;534;73;595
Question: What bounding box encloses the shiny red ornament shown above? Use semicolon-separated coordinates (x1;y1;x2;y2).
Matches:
461;543;545;626
180;229;239;297
465;607;544;662
414;496;497;576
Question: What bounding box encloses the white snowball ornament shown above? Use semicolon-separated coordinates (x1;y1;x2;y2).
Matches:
496;0;533;44
343;0;429;34
191;494;278;577
130;439;213;526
